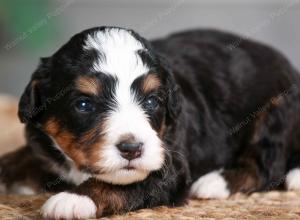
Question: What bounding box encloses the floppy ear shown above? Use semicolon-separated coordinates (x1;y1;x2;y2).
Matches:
165;71;181;124
18;58;50;124
18;80;39;123
155;53;182;125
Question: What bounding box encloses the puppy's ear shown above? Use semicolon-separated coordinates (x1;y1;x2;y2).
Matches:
18;58;50;124
166;72;181;124
156;54;181;124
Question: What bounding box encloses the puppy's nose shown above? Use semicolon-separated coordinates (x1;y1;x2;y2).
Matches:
116;141;143;160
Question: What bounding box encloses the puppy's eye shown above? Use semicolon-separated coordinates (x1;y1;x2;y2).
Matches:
143;97;159;111
75;98;95;113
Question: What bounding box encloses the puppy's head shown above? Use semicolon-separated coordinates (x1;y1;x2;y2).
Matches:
19;27;180;185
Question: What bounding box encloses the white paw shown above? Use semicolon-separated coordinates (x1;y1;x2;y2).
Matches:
190;170;230;199
286;168;300;191
41;192;97;219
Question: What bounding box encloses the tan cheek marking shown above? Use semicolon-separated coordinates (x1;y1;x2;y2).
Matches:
76;76;101;95
77;119;110;169
80;127;105;165
43;118;87;166
44;118;108;170
78;127;97;145
142;74;161;93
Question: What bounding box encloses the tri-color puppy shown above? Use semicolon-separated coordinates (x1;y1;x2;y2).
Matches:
1;26;300;219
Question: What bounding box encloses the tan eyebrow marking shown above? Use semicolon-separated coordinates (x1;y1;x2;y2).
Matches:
142;74;161;93
76;76;101;95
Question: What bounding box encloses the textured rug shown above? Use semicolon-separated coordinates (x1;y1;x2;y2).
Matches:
0;94;300;220
1;191;300;219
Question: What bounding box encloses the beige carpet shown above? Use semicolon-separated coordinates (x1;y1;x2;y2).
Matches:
0;94;300;220
1;192;300;219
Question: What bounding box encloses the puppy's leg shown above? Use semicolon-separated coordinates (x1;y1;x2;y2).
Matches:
190;162;265;199
190;143;285;199
0;146;42;194
41;174;185;219
191;98;292;198
0;146;72;194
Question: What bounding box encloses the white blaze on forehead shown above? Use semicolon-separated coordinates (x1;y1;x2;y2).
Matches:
84;28;149;79
84;28;151;136
84;28;150;122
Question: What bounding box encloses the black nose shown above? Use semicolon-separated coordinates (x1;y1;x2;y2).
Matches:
116;141;143;160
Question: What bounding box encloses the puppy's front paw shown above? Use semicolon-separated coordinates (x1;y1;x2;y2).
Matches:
41;192;97;219
190;170;230;199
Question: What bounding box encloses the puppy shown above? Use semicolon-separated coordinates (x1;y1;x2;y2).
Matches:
1;26;300;219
